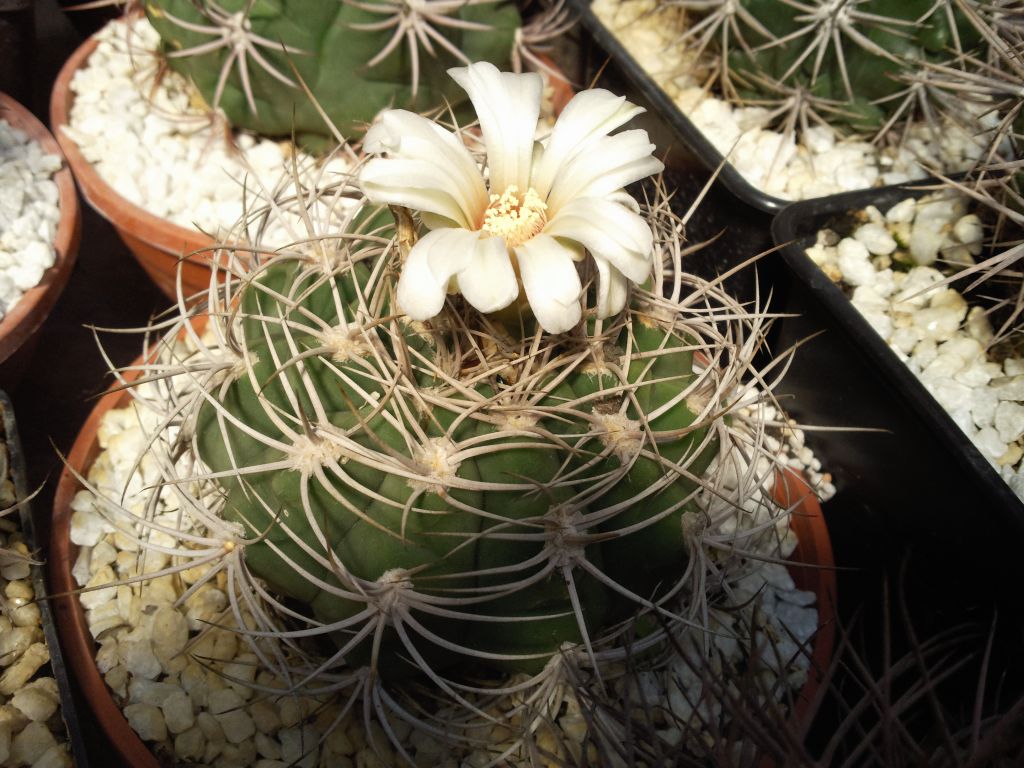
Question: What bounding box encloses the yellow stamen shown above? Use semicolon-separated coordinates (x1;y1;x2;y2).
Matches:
481;185;548;248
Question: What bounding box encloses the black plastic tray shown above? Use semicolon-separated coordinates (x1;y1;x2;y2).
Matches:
770;182;1024;587
567;0;790;213
0;390;89;768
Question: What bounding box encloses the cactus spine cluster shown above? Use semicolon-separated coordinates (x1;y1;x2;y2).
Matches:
677;0;990;134
144;0;520;145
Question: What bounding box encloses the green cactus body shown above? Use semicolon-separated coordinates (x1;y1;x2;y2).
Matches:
724;0;982;131
194;240;718;679
144;0;519;148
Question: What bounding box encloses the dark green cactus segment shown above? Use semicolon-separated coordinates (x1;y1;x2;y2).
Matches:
592;318;717;599
145;0;520;147
725;0;983;131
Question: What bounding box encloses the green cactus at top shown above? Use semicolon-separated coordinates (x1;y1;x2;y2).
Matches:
689;0;984;132
144;0;519;148
192;230;718;678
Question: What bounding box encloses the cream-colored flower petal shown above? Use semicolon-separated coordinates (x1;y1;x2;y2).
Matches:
361;109;487;227
594;257;629;319
545;197;653;284
514;233;583;334
605;189;641;213
546;130;664;213
455;237;520;314
360;158;474;229
531;89;645;199
449;63;542;193
396;228;481;319
364;109;486;201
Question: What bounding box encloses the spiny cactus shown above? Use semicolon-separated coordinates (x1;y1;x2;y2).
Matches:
144;0;520;146
194;230;728;676
676;0;987;134
81;65;808;760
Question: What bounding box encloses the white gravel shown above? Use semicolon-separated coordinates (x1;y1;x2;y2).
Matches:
67;336;827;766
60;17;355;247
806;192;1024;499
592;0;997;201
0;433;73;767
0;120;63;319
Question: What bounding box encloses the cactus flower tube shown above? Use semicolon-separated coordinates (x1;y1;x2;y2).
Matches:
359;61;665;332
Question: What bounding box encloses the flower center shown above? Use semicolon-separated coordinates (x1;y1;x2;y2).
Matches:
481;185;547;248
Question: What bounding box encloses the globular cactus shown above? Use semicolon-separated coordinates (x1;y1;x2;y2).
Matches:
144;0;520;146
193;239;720;680
88;64;796;758
677;0;986;133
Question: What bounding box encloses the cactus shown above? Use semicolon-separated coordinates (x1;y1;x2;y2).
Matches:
139;193;784;754
676;0;987;133
193;232;724;678
144;0;520;146
82;65;804;758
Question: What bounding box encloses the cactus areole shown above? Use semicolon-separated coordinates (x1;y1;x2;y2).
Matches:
189;64;729;681
144;0;520;147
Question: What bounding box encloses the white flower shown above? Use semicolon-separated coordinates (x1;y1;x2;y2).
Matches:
358;62;664;333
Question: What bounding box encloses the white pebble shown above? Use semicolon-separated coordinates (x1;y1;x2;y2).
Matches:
854;222;897;256
836;238;875;286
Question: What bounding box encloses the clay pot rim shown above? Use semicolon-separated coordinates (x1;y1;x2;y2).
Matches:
51;352;837;768
0;92;81;366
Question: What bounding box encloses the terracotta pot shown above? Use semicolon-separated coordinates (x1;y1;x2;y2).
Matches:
50;360;836;767
49;25;576;306
0;91;81;384
771;467;837;728
49;32;214;303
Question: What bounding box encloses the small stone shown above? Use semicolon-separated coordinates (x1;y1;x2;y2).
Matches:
909;223;946;266
255;731;281;760
197;711;226;763
913;305;962;342
974;427;1008;461
215;708;255;745
885;197;917;224
972;387;999;429
174;726;206;762
124;703;168;743
249;698;281;735
994;401;1024;444
0;644;48;696
966;306;994;345
151;605;189;665
279;725;319;768
854;222;897;256
952;213;984;255
836;237;875;286
10;722;57;766
120;636;162;680
161;690;195;734
11;679;60;723
994;376;1024;401
208;688;245;717
998;444;1023;467
33;744;73;768
1005;358;1024;377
